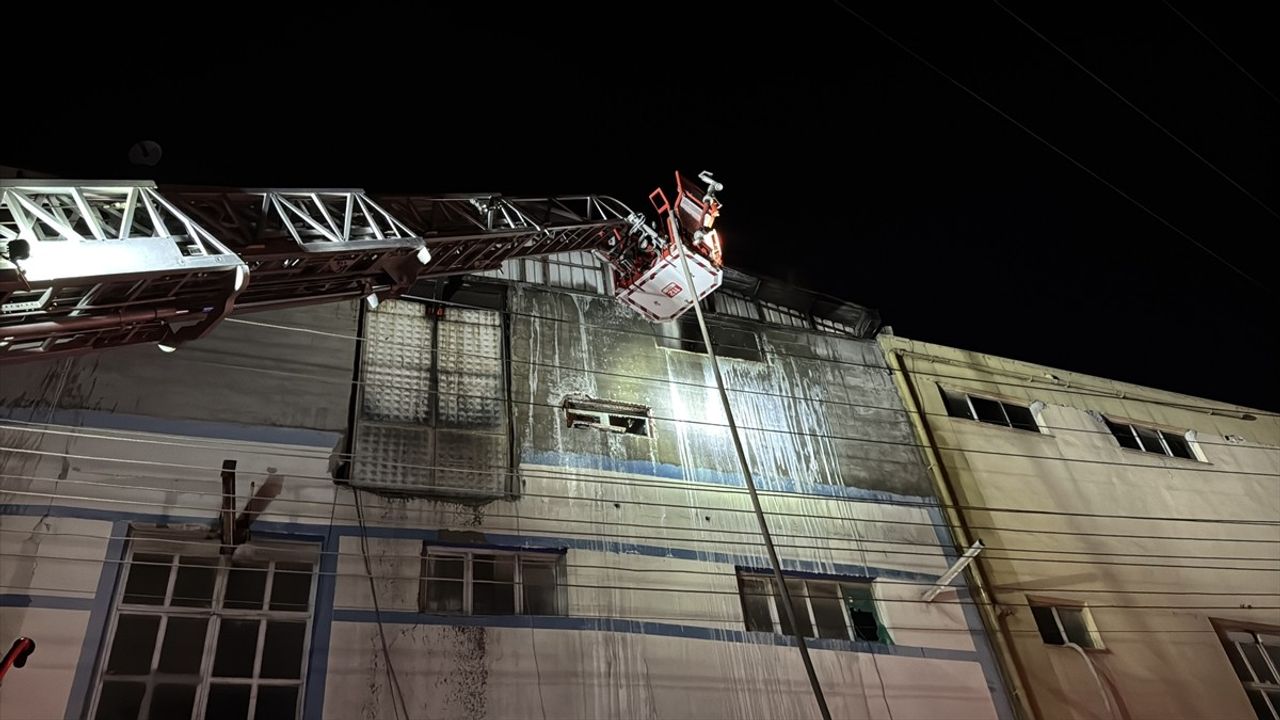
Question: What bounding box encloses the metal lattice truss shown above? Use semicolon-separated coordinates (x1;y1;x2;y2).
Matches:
0;180;647;363
378;194;634;277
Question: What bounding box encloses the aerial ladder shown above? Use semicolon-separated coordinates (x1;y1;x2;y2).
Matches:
0;172;725;363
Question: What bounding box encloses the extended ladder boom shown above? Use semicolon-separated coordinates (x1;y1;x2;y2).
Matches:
0;172;724;363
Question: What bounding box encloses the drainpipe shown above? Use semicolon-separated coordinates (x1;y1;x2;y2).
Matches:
885;347;1040;720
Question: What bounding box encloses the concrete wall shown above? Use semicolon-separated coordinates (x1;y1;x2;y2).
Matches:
1;282;1007;720
881;335;1280;720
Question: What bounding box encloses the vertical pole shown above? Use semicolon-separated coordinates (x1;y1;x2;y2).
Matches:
673;229;833;720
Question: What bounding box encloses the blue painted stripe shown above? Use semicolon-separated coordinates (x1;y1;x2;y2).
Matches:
328;610;981;663
520;448;936;503
302;527;339;720
0;406;340;449
0;593;94;611
0;503;945;584
66;519;129;720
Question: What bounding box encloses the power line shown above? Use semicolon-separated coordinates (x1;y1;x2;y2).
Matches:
3;485;1279;573
0;548;1275;610
991;0;1280;221
3;524;1275;581
9;463;1277;549
5;443;1279;527
827;0;1270;291
1160;0;1280;105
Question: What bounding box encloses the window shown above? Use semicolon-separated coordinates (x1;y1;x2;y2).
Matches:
1103;417;1197;460
711;291;760;321
420;547;565;616
1215;622;1280;719
656;314;764;362
563;396;651;437
1029;602;1102;649
940;387;1040;432
736;571;889;643
91;537;316;720
812;315;858;337
759;300;809;329
353;283;512;496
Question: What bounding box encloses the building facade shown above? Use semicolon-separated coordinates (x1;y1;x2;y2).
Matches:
0;258;1011;720
880;335;1280;720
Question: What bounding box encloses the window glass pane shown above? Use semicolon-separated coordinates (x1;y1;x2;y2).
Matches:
1003;403;1039;432
1057;607;1096;648
1030;606;1064;645
270;562;313;612
1266;644;1280;678
123;553;172;605
969;396;1008;426
1104;418;1141;450
940;389;974;420
212;619;260;678
261;621;306;679
473;555;516;615
255;686;299;720
205;683;251;720
842;584;883;643
425;555;465;613
95;681;146;720
106;614;160;674
157;617;208;674
777;579;813;638
522;559;559;616
1134;426;1166;455
1226;639;1258;682
809;582;848;640
1246;690;1273;720
1161;431;1195;459
1243;642;1278;684
149;683;197;720
171;556;217;607
224;561;268;610
739;576;775;633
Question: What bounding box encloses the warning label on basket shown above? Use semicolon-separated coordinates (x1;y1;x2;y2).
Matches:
661;282;683;298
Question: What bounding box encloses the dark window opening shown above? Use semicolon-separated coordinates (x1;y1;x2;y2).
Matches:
736;570;889;644
939;387;1040;433
1030;603;1100;648
1104;417;1198;460
659;315;764;362
564;397;651;437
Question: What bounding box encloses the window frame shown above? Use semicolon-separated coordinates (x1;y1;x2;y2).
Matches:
656;314;765;363
1102;416;1202;461
939;386;1043;433
1212;618;1280;719
418;545;567;617
563;396;652;438
88;535;318;720
735;570;889;644
1027;599;1105;651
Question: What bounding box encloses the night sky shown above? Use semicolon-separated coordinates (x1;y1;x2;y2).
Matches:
5;3;1276;409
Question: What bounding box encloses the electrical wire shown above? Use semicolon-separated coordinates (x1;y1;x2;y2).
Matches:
4;443;1277;527
7;473;1278;561
3;524;1277;588
990;0;1280;222
827;0;1269;291
352;487;413;720
1160;0;1280;105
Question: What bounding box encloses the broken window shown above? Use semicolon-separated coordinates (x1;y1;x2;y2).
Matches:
352;281;513;497
656;315;764;362
736;570;889;644
1029;602;1102;649
563;396;651;437
1214;622;1280;719
1102;417;1199;460
92;535;316;720
419;547;565;616
939;387;1041;433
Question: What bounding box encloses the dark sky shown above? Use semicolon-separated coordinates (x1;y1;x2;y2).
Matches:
5;3;1277;409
